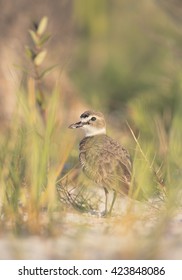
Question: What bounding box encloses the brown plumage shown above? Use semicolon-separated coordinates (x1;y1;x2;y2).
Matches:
79;135;132;194
69;110;133;215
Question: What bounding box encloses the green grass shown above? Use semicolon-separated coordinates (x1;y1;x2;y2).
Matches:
0;74;181;259
0;78;181;232
0;5;182;258
0;78;75;235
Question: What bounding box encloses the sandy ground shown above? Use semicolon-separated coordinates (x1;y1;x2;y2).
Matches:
0;198;182;260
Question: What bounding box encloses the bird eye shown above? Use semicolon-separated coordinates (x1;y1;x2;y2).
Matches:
91;117;96;121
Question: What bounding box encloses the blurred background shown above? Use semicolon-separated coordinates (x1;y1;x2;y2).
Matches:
0;0;182;259
1;0;182;153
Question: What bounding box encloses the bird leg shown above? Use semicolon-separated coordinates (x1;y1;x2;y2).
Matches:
108;190;117;215
86;188;116;218
103;187;108;215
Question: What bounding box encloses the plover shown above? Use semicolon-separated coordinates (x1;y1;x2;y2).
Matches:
69;110;133;215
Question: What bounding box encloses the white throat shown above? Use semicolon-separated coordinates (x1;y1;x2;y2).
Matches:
83;126;106;137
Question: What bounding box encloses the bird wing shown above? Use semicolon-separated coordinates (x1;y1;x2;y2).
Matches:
79;135;132;194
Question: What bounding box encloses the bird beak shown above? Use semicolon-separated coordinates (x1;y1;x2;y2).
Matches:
68;121;83;129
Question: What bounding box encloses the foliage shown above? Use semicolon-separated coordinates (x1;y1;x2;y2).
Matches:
0;17;74;235
71;0;182;207
25;16;56;122
0;4;182;259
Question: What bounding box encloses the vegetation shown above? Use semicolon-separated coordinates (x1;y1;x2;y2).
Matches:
0;1;182;259
0;17;74;235
71;0;182;211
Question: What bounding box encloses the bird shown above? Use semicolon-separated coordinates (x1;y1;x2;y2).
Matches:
68;110;133;216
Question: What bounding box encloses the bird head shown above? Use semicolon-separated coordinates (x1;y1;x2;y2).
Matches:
69;110;106;137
